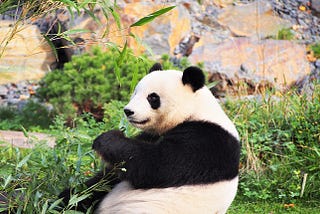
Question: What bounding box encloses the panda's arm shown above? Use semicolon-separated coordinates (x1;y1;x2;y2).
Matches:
92;130;196;189
92;130;158;164
134;131;160;142
92;130;163;187
92;124;240;189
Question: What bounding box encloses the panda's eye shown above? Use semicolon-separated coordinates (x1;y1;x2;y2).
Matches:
147;93;160;109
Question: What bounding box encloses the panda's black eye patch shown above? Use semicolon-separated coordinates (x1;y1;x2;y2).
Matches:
147;93;160;109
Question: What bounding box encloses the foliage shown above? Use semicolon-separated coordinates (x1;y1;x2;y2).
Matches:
310;43;320;59
130;6;175;27
0;101;53;131
277;28;295;40
0;102;127;213
224;82;320;203
37;47;151;120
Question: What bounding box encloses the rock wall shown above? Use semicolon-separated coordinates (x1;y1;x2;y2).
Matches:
0;0;319;96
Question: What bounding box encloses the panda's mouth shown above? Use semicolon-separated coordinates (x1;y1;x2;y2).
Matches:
129;118;150;125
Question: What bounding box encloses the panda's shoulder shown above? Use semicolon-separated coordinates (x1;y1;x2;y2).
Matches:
165;121;238;143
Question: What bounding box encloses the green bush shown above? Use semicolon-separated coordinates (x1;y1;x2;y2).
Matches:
225;83;320;202
37;47;153;120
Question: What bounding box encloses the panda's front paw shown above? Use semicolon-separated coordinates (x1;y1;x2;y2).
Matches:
92;130;125;162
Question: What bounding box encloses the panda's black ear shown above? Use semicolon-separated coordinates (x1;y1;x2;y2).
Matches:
149;63;163;73
182;66;205;92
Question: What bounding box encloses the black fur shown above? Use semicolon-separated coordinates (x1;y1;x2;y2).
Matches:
59;121;240;210
149;63;163;73
93;121;240;189
182;66;205;92
147;92;161;109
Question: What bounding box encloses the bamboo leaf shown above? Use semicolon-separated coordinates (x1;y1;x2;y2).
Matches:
16;153;31;169
68;194;91;206
43;35;58;61
83;8;101;25
114;65;121;86
66;6;75;21
114;41;128;85
58;0;77;7
64;211;84;214
62;29;91;36
48;198;63;211
207;80;220;89
21;126;28;138
40;200;48;214
129;33;153;56
109;7;121;29
117;41;128;66
79;0;92;8
130;6;175;27
3;174;13;188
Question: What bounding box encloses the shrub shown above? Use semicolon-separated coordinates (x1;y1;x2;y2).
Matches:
37;47;153;120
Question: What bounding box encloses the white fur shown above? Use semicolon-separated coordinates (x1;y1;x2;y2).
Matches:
97;177;238;214
97;69;239;213
125;70;239;139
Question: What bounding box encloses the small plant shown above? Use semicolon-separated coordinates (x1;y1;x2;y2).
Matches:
310;43;320;59
277;28;295;40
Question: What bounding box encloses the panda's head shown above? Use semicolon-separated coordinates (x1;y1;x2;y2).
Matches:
124;63;239;138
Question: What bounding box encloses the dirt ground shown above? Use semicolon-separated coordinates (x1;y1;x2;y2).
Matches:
0;130;55;148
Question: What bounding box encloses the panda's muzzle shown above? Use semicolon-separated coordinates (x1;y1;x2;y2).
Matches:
124;108;149;125
128;119;150;125
124;108;134;117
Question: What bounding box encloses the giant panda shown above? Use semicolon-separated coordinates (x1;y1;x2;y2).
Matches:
59;63;240;214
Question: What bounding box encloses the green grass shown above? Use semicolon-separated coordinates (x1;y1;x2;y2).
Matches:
229;199;320;214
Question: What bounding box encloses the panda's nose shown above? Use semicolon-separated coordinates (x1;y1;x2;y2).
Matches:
124;108;134;117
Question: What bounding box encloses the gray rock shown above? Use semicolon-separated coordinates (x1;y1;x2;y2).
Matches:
311;0;320;13
0;85;8;97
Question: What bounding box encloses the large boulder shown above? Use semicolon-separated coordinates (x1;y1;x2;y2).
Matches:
217;0;292;38
311;0;320;14
0;21;56;84
189;38;311;95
